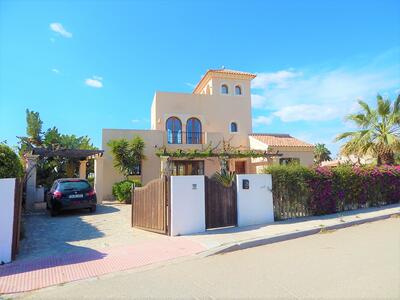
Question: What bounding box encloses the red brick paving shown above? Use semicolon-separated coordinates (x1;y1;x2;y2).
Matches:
0;238;205;294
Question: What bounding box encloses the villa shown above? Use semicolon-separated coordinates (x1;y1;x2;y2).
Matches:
96;69;314;201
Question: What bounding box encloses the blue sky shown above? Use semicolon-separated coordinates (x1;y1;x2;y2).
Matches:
1;0;399;156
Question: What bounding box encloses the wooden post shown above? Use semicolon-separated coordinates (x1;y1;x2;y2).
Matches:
12;178;23;260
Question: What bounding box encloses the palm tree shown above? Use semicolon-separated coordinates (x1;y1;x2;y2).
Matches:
314;143;332;164
335;94;400;165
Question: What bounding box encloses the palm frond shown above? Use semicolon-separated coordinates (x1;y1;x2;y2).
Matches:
357;100;372;115
377;95;391;117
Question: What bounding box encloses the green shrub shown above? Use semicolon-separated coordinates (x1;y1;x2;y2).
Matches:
263;164;400;220
212;170;236;187
0;143;24;178
263;164;314;219
112;179;142;203
87;176;94;187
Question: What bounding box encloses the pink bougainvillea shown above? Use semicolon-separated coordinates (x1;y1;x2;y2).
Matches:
266;164;400;219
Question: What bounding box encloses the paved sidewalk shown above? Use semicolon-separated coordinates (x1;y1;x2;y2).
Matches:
184;204;400;255
0;238;205;294
1;204;398;295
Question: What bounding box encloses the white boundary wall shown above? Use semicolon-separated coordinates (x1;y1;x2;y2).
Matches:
236;174;274;227
0;178;16;264
170;176;205;236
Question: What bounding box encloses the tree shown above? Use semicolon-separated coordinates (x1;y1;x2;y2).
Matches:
335;94;400;165
25;109;43;146
314;143;332;164
18;109;97;186
107;137;146;179
0;143;24;178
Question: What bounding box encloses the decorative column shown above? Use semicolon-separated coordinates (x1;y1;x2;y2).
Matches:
160;156;172;177
25;154;39;210
94;156;103;204
79;160;87;179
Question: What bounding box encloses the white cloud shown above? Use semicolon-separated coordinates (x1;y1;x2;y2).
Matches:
131;119;140;123
85;76;103;88
251;94;267;108
253;115;274;126
252;50;400;122
252;70;302;89
273;104;342;122
51;68;60;74
185;82;196;88
49;23;72;38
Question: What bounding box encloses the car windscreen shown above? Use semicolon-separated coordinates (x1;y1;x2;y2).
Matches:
58;181;91;192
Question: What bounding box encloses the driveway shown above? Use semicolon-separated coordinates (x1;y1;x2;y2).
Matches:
0;203;206;295
18;202;162;262
19;217;400;299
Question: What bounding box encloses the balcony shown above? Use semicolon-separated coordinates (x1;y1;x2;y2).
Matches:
166;131;204;144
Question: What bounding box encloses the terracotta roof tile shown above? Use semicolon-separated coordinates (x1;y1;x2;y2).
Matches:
250;133;314;148
193;68;256;94
207;68;256;77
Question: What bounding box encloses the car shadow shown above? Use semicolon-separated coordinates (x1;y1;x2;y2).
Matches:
13;205;120;265
55;203;120;217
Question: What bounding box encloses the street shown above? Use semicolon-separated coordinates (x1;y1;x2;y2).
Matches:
19;217;400;299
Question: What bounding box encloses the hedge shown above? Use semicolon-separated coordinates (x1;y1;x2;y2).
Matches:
263;164;400;220
0;143;24;179
112;179;142;203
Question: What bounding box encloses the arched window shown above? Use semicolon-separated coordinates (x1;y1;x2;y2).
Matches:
221;84;229;94
186;118;202;144
230;122;238;133
235;85;242;95
166;117;182;144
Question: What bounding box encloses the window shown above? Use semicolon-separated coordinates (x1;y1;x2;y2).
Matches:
235;85;242;95
279;158;300;165
230;122;238;132
166;117;182;144
221;84;229;94
58;180;91;192
129;163;141;175
172;161;204;176
186;117;202;144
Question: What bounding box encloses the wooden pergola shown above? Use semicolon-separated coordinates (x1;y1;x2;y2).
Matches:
25;148;104;210
32;148;104;159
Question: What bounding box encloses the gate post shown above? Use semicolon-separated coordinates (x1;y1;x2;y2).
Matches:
25;154;39;210
131;184;135;227
164;175;171;236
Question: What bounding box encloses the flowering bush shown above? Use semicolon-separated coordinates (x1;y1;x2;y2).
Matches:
264;164;400;219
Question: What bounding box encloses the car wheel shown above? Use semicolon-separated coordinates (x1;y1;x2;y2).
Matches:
50;208;58;217
90;206;97;213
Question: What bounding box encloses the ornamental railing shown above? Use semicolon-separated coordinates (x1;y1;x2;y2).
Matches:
166;131;204;144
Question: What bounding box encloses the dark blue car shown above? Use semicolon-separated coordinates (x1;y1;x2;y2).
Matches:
46;178;97;216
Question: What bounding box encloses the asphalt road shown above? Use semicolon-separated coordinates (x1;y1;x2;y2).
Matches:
19;217;400;299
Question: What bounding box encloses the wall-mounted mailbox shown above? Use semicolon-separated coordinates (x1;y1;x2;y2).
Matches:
242;179;250;190
192;183;197;190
